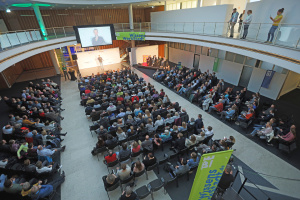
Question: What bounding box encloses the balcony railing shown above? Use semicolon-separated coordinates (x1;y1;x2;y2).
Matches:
0;22;299;52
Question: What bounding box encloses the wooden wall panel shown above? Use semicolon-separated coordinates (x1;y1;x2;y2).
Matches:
0;73;8;89
0;8;146;31
1;51;53;86
158;44;165;58
2;64;24;86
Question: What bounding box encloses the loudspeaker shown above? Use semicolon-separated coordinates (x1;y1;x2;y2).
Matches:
72;54;78;60
127;47;131;52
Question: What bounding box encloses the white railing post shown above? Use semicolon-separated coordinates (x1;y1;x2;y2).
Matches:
203;22;205;34
53;28;57;38
63;27;66;37
255;23;261;40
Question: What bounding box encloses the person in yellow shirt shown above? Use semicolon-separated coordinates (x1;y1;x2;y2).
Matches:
266;8;284;43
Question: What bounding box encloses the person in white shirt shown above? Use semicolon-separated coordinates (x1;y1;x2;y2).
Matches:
241;10;253;39
203;126;214;137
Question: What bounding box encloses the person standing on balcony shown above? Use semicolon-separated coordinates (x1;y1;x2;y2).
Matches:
238;10;245;33
241;10;253;39
265;8;284;43
229;8;239;38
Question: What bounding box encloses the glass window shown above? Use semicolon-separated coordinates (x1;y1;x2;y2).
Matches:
177;3;181;9
182;2;187;9
210;48;218;57
235;54;245;64
192;1;197;8
190;44;195;52
245;57;256;66
181;43;185;50
196;45;201;54
260;61;274;70
187;1;192;8
185;44;190;51
202;46;208;55
225;52;235;62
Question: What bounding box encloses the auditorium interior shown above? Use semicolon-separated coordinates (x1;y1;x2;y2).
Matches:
0;0;300;200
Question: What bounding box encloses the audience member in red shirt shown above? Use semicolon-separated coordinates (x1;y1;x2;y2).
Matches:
159;89;165;97
117;95;124;102
104;150;117;164
131;141;141;153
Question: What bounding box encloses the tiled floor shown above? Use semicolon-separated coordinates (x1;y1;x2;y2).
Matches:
60;68;300;200
59;79;171;200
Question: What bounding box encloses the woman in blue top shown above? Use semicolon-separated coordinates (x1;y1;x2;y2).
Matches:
159;130;171;142
187;152;200;169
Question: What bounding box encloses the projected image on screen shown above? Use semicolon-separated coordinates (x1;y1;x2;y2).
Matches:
77;26;112;48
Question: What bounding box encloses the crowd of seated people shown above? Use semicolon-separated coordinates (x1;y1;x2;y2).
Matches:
153;66;296;150
78;69;237;198
0;78;66;199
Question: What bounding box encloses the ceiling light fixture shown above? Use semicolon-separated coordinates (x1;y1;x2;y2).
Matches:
6;8;11;12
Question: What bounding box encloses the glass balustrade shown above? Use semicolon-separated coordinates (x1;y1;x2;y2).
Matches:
0;22;299;52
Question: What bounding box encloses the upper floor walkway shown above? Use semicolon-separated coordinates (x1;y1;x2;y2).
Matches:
1;22;300;73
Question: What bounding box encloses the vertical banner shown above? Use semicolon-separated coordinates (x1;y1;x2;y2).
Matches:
188;150;233;200
213;57;219;72
143;55;150;63
261;70;275;88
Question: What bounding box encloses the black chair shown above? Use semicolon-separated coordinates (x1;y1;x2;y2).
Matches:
158;154;169;166
106;142;118;151
175;171;190;187
119;154;131;164
89;124;99;137
135;185;152;200
202;134;214;145
168;151;178;161
148;178;165;199
104;159;119;173
162;175;177;194
146;162;159;180
94;146;107;161
134;168;146;181
102;176;122;200
131;150;142;162
156;125;165;134
127;134;138;143
120;173;134;190
177;147;189;159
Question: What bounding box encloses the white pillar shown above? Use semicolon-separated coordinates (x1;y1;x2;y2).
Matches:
128;4;134;30
197;0;202;7
164;1;167;11
49;50;61;74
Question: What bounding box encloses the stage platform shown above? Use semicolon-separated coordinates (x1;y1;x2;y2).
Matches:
79;63;123;77
136;63;160;70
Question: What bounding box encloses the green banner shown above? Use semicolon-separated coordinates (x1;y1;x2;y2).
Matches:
188;150;233;200
116;32;145;41
213;57;219;72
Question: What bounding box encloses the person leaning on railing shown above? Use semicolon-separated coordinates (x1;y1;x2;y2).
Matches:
265;8;284;43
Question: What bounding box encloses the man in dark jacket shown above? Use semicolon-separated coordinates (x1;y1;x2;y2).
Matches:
195;114;204;134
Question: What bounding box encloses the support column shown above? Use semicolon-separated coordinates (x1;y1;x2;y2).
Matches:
128;4;134;30
32;4;47;36
164;1;167;11
197;0;202;7
165;43;169;60
49;50;61;75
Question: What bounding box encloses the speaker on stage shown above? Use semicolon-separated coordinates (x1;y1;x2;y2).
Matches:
72;54;78;60
127;47;131;52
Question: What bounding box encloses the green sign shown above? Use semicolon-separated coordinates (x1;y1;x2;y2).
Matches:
213;57;219;72
116;32;145;41
188;150;233;200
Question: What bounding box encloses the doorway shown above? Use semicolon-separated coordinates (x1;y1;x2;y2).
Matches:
239;66;253;88
193;54;200;70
